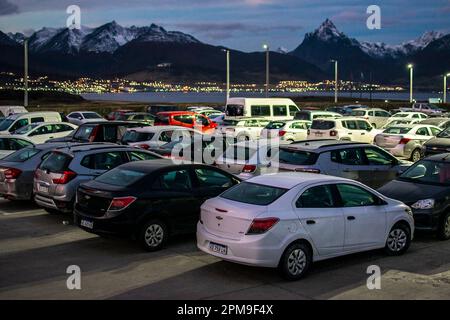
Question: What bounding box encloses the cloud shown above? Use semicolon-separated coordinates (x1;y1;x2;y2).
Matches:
0;0;19;15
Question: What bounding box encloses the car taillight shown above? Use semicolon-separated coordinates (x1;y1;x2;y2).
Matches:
247;217;279;235
330;130;338;137
89;125;99;142
4;168;21;180
138;144;150;149
242;164;257;173
279;130;287;137
399;138;411;144
108;196;137;211
52;171;77;184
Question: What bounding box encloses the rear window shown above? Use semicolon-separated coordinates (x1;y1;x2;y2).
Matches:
311;120;335;130
278;148;318;165
95;168;146;187
155;115;170;125
265;121;286;129
74;125;95;141
122;130;155;143
40;152;72;172
225;104;244;117
221;182;287;206
383;127;412;134
294;111;310;120
3;148;41;162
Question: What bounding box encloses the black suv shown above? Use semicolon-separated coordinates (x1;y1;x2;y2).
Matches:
423;127;450;156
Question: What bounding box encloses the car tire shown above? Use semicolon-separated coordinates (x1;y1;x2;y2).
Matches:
139;219;168;251
278;242;312;281
410;148;422;162
384;223;411;256
437;211;450;241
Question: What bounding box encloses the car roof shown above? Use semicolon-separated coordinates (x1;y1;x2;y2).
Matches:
157;111;197;115
113;159;208;173
51;143;128;154
247;172;350;189
424;153;450;162
286;139;368;151
126;125;192;132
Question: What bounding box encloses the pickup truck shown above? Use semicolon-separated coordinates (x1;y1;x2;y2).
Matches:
400;103;444;116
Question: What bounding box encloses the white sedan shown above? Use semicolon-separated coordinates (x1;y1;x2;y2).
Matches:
67;111;106;126
0;135;34;159
197;173;414;280
14;122;77;144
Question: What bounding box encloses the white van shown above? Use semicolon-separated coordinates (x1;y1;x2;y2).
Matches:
224;98;300;121
0;106;28;120
0;111;62;134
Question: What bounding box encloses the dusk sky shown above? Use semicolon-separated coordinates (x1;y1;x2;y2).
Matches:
1;0;449;51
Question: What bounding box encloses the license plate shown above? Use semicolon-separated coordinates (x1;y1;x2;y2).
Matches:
38;185;49;193
80;219;94;229
209;242;227;255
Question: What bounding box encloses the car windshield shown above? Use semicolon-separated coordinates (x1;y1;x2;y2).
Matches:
122;131;155;143
278;148;318;165
311;120;335;130
399;160;450;186
0;119;14;131
351;111;366;117
382;127;412;134
437;127;450;138
14;123;39;134
83;112;102;119
2;147;42;162
265;121;286;130
221;182;287;205
95;168;146;186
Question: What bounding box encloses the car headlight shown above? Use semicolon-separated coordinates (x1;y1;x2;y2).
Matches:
411;199;435;210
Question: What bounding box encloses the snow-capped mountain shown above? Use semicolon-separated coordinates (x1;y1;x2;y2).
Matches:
7;32;25;44
277;47;288;54
306;19;349;43
8;21;201;54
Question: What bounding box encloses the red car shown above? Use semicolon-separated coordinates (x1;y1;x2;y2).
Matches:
154;111;217;133
106;109;134;121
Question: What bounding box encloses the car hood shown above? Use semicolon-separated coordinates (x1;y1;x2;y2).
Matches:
378;179;449;203
424;137;450;148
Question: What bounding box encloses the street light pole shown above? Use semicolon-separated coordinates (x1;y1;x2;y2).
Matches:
263;44;269;98
24;39;28;107
408;64;414;103
331;60;338;103
444;73;449;104
226;50;230;100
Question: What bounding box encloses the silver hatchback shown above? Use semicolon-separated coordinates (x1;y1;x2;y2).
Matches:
33;144;162;213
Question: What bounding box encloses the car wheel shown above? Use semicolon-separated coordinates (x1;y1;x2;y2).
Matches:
278;242;312;281
384;223;411;256
139;219;168;251
410;148;422;162
437;211;450;240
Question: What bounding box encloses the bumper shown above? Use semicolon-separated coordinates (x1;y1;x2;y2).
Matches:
196;222;282;268
412;209;443;231
34;193;73;213
0;180;32;200
74;207;135;236
384;145;408;158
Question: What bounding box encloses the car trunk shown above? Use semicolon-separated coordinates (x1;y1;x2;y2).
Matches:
375;134;403;148
309;120;336;139
201;197;267;240
34;152;73;197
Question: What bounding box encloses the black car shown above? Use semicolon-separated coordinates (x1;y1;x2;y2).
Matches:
378;153;450;240
47;121;150;143
74;160;241;251
150;134;230;164
423;127;450;156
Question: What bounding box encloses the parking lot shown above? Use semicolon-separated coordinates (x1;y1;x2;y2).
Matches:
1;199;450;300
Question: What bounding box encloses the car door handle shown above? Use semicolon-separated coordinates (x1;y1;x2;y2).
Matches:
306;220;316;225
347;216;356;221
361;133;366;135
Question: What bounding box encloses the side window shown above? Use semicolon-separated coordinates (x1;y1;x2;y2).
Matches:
290;122;306;129
331;148;365;165
55;124;73;132
103;126;117;142
273;105;287;116
430;127;441;136
195;115;209;126
10;119;29;132
415;127;429;136
289;105;299;116
344;120;357;130
336;184;378;207
244;120;259;127
194;168;233;188
368;111;374;116
412;114;419;119
0;138;7;150
153;169;192;191
128;151;159;161
31;117;44;123
375;111;387;117
357;120;371;130
9;138;33;150
133;114;144;120
159;130;174;142
173;115;193;125
81;152;126;170
250;105;270;117
69;113;81;119
296;185;335;208
34;125;53;135
363;147;394;165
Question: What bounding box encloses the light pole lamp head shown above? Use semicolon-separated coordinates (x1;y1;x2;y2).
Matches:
407;64;413;69
262;44;269;50
446;73;450;77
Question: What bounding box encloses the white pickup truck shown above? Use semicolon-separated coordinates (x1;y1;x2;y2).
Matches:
400;103;444;116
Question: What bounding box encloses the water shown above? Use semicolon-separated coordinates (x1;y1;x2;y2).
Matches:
82;91;444;104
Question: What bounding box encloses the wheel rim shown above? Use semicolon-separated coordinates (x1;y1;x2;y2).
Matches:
444;216;450;237
287;248;307;276
412;150;421;162
144;224;164;247
387;228;407;252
